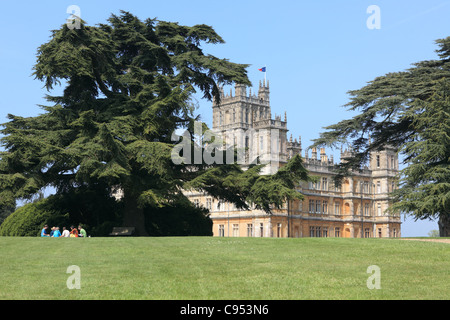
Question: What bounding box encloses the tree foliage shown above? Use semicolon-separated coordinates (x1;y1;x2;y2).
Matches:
0;11;310;235
390;81;450;235
312;37;450;236
0;199;67;237
185;155;310;213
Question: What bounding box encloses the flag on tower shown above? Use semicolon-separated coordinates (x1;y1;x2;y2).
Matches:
258;67;266;72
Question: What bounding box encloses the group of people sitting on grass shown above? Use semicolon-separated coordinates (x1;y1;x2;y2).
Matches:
41;224;87;238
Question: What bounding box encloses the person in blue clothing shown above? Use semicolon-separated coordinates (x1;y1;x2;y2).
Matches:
41;225;50;237
52;227;61;238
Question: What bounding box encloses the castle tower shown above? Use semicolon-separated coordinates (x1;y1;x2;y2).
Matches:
212;81;287;174
258;79;270;102
188;80;401;239
369;146;399;237
287;135;302;159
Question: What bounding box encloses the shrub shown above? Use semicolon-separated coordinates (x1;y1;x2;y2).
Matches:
144;201;213;237
0;189;212;237
0;199;67;236
0;187;122;237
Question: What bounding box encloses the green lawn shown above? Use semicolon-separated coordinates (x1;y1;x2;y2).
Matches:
0;237;448;300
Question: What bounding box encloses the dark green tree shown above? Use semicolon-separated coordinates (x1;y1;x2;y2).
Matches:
312;37;450;236
0;11;310;235
389;81;450;236
0;204;15;226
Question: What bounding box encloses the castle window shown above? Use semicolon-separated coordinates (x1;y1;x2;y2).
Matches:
377;204;382;216
322;177;328;191
316;226;321;237
364;203;370;216
323;227;328;238
218;225;225;237
365;228;370;238
335;227;340;237
363;181;369;193
322;201;328;214
277;223;282;238
377;181;381;194
316;200;321;213
260;223;264;237
310;226;315;237
334;202;340;215
232;224;239;237
391;156;395;169
376;155;380;168
206;198;212;210
309;200;315;213
233;110;236;123
247;224;253;237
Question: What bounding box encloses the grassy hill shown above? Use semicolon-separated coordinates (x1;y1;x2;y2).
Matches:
0;237;448;300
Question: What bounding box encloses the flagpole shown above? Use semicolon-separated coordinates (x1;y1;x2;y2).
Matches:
265;65;267;85
259;66;267;85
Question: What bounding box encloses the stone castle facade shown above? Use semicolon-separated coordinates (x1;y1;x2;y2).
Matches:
185;81;401;238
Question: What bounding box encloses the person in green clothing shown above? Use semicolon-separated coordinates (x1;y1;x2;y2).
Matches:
78;225;87;238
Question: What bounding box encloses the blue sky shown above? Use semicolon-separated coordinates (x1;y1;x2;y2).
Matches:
1;0;448;236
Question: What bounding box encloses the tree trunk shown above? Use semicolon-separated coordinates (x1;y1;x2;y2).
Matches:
438;213;450;237
122;191;148;236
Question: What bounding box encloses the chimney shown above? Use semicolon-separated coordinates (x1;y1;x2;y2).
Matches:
320;148;327;163
235;83;246;97
312;147;317;160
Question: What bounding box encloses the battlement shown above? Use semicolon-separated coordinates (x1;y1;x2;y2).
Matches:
213;81;270;107
305;147;335;165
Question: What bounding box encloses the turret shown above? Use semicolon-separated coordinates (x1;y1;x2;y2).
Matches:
235;83;246;97
369;146;398;171
311;147;317;160
258;79;270;102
